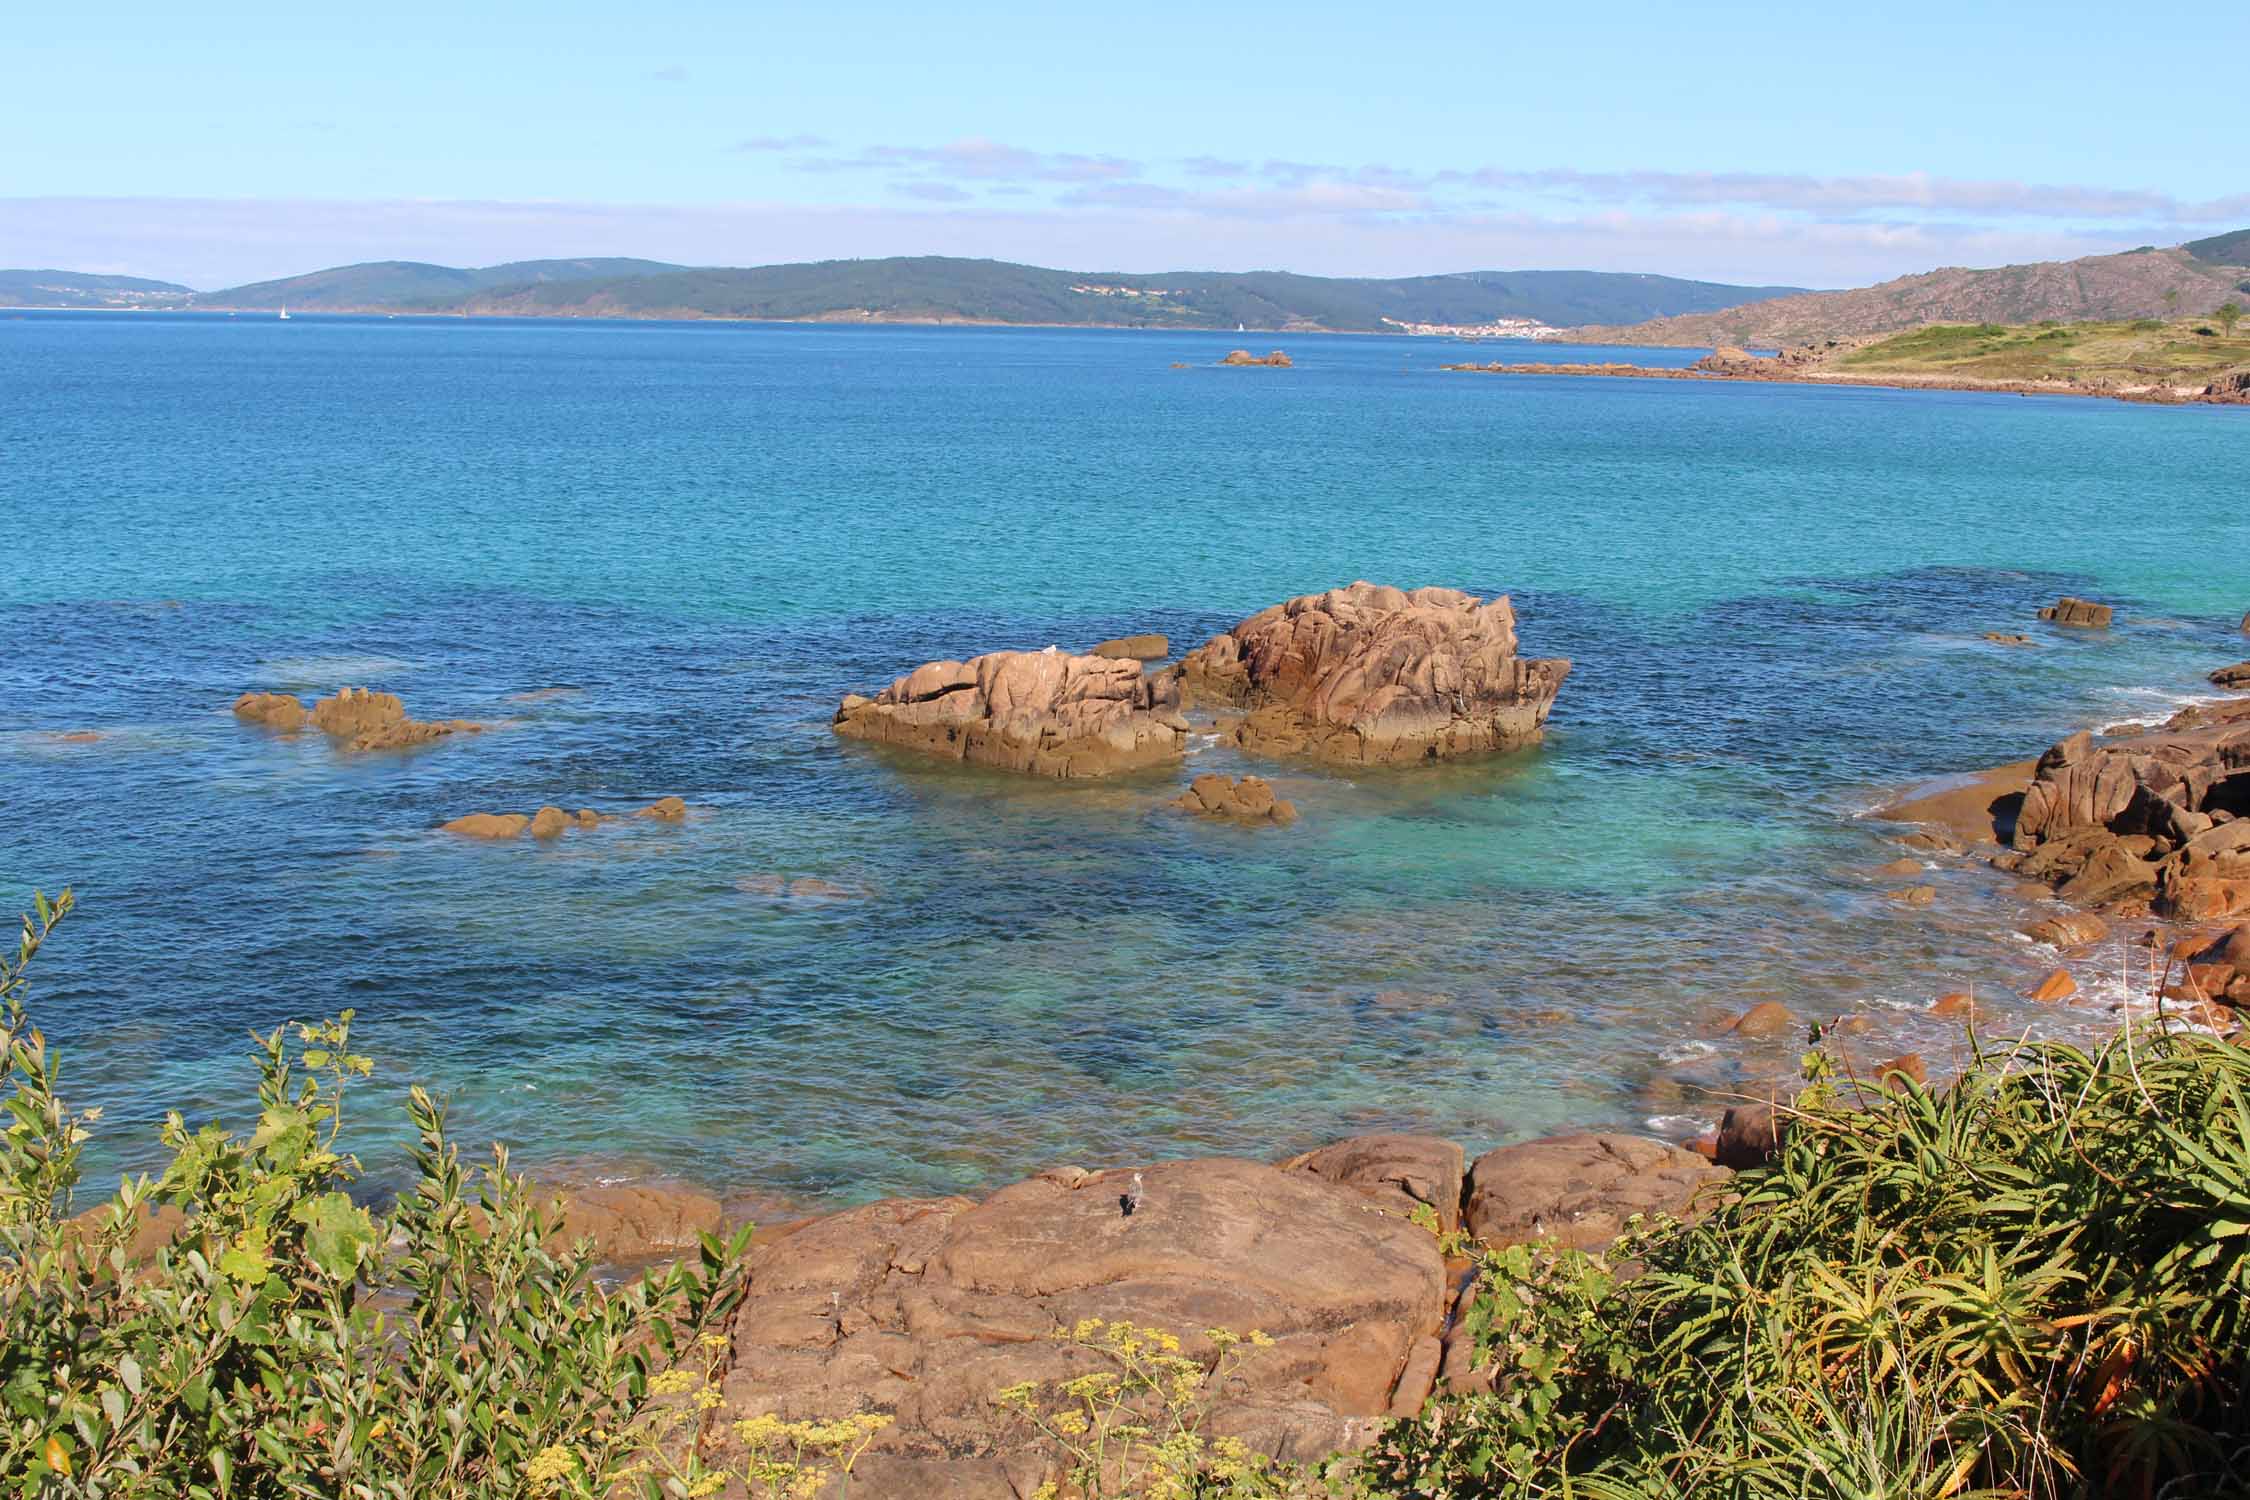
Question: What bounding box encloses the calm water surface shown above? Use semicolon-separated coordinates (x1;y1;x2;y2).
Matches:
3;312;2245;1207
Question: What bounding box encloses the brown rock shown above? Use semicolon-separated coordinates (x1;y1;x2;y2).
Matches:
2027;969;2078;1003
1885;884;1938;906
1463;1134;1730;1250
1169;772;1299;826
787;876;857;899
2057;841;2159;906
2211;662;2250;690
1220;349;1293;367
65;1201;189;1263
835;648;1188;779
232;691;307;731
2023;911;2110;948
1872;1053;1927;1088
1873;762;2034;845
636;796;688;820
46;730;106;744
1283;1134;1466;1234
442;812;531;839
1171;582;1570;766
1726;1001;1794;1039
1712;1101;1787;1169
1091;633;1169;661
717;1157;1443;1484
547;1182;724;1264
1983;633;2035;646
527;806;570;840
1929;992;1977;1019
1898;830;1966;854
2037;596;2114;628
309;685;409;740
1872;857;1924;877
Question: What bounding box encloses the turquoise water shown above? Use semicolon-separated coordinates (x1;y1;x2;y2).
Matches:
3;312;2246;1209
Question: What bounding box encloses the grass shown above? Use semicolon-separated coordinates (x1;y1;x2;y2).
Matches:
1835;316;2250;385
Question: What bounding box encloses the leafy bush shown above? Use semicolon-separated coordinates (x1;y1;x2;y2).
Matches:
1;890;752;1496
1363;1027;2250;1498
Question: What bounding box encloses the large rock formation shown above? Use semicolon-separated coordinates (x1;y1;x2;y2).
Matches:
1171;583;1570;766
233;686;483;752
716;1155;1447;1493
834;648;1188;778
1220;349;1293;367
2007;699;2250;921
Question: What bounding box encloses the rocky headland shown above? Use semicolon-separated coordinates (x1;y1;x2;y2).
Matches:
1169;582;1570;765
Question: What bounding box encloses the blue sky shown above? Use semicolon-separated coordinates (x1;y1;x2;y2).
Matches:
6;0;2246;288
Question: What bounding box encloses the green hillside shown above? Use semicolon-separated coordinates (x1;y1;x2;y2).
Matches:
0;269;193;308
415;256;1804;330
194;258;690;310
2185;227;2250;269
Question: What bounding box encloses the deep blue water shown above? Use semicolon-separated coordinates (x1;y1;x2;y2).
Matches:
3;311;2245;1210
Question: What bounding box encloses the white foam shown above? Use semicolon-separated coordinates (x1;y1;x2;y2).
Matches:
1658;1039;1718;1064
1644;1114;1710;1137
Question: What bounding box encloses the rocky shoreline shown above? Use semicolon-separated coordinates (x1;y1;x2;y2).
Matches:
1443;350;2250;408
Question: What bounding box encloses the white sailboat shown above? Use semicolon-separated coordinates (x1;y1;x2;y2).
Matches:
278;305;290;320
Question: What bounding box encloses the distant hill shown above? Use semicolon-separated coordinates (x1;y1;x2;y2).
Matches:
191;258;691;311
0;269;193;308
1570;239;2250;347
182;255;1804;330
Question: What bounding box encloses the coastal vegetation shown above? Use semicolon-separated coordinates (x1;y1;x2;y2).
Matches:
1836;316;2250;387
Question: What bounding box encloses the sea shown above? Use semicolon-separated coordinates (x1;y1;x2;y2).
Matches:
3;311;2245;1211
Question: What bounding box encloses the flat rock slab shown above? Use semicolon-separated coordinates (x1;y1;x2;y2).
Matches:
1283;1133;1466;1234
717;1156;1445;1495
1464;1133;1731;1251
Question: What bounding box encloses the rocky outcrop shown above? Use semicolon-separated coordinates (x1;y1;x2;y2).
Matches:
716;1154;1446;1491
1283;1134;1465;1234
547;1182;725;1264
1091;633;1169;661
2170;926;2250;1006
234;686;484;752
1171;583;1570;766
2008;699;2250;921
1220;349;1292;367
835;648;1188;779
1463;1135;1729;1251
2038;596;2115;628
1169;773;1298;825
2213;661;2250;689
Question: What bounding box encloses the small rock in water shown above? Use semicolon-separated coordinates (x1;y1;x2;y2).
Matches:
1169;772;1298;826
1983;632;2035;646
1872;857;1923;877
2036;596;2114;628
2211;661;2250;689
2026;968;2078;1003
1884;884;1938;906
1929;992;1977;1019
1726;1001;1794;1038
1090;633;1169;661
2023;912;2108;948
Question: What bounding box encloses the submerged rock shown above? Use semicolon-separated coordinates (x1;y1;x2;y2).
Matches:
1169;772;1298;825
1171;582;1570;766
2038;596;2115;628
234;685;483;752
442;812;531;839
834;647;1188;779
442;797;683;839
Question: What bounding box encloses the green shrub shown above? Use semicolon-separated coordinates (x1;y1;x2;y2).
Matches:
1;891;752;1496
1363;1027;2250;1498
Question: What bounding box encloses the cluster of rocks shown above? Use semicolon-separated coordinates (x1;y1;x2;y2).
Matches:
831;582;1571;782
1169;772;1298;825
1219;349;1293;367
441;796;687;840
234;686;484;752
1998;697;2250;922
707;1130;1725;1494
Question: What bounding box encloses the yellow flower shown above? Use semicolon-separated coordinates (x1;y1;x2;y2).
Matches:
648;1368;701;1398
694;1386;725;1411
524;1444;576;1489
1052;1409;1089;1436
687;1476;727;1497
1246;1329;1275;1347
